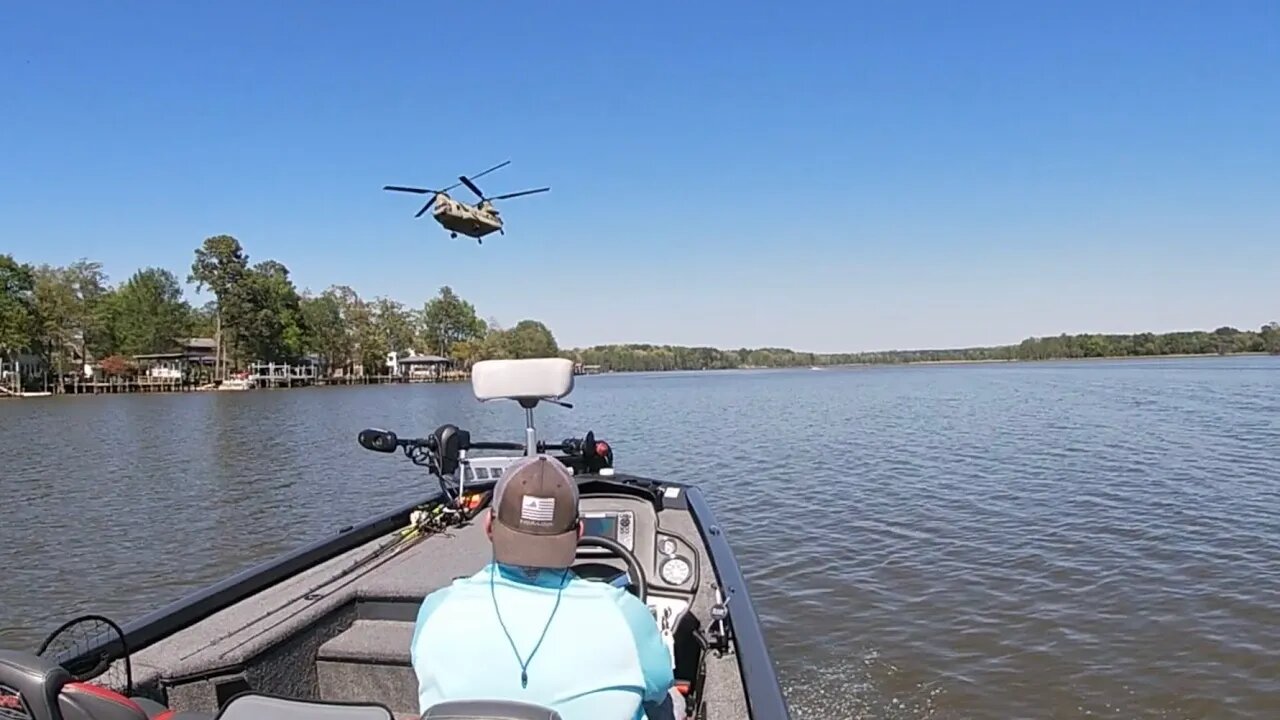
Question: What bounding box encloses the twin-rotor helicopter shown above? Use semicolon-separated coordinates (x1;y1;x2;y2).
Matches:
383;161;548;244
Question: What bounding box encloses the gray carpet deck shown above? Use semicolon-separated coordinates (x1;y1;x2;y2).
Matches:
121;499;756;719
318;620;414;665
131;521;491;684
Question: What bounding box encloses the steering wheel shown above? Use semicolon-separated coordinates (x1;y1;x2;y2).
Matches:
575;536;647;603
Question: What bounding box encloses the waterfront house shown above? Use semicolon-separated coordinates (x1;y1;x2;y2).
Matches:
397;354;452;382
132;337;218;383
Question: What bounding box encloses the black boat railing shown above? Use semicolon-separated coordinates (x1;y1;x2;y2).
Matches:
684;486;793;720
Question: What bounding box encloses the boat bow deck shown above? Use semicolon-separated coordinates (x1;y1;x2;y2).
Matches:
115;486;760;719
130;521;492;702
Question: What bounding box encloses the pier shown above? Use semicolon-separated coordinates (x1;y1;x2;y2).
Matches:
2;340;474;398
0;370;470;397
247;362;318;388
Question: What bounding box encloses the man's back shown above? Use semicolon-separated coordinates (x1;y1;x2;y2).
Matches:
411;563;673;720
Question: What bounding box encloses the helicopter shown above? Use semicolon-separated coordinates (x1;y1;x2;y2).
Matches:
383;161;549;244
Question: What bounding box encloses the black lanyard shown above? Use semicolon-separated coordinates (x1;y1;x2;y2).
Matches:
489;563;569;689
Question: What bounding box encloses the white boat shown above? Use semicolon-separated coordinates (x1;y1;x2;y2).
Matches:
217;378;255;391
0;387;51;398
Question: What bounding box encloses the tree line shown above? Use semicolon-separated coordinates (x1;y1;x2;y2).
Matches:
560;325;1280;372
2;236;1277;382
0;235;558;380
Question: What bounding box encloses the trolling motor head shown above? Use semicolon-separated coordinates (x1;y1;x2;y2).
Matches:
431;424;469;475
470;358;575;455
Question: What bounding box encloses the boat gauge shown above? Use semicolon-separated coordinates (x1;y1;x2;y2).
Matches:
659;556;692;585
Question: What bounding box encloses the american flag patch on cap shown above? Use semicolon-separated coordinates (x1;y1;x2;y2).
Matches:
520;495;556;524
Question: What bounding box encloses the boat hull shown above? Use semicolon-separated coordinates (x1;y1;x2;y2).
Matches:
25;475;790;719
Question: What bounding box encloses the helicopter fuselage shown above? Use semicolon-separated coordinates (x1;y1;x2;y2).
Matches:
431;195;502;238
383;161;545;244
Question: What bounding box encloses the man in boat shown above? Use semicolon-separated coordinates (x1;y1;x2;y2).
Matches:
409;454;680;720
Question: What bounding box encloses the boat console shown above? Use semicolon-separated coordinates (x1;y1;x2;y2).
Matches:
580;492;702;667
5;358;790;720
459;458;702;670
463;452;703;656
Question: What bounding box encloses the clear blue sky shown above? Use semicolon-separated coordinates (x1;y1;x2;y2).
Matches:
2;1;1276;353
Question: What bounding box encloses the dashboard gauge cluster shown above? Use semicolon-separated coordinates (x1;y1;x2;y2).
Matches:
655;533;697;588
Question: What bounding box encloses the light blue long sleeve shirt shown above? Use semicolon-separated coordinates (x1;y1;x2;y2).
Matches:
410;562;674;720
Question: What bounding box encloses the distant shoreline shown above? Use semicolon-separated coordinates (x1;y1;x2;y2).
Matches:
563;326;1280;373
580;351;1274;375
2;352;1270;401
823;351;1272;368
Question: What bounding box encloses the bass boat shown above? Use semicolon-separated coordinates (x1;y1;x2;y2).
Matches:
0;358;791;720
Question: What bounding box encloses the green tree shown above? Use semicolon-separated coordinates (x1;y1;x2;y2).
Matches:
371;297;417;356
501;320;560;359
449;338;482;368
340;295;420;375
300;291;348;373
321;284;385;374
31;265;75;376
67;259;111;361
189;235;250;376
419;286;485;358
105;267;194;356
189;301;218;339
1262;322;1280;354
1212;326;1240;355
0;254;36;359
478;327;513;361
239;260;307;363
30;260;108;378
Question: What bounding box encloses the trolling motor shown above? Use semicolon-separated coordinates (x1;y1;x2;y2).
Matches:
359;358;613;505
357;425;614;508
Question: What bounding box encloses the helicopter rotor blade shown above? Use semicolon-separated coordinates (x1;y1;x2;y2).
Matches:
383;185;434;194
488;187;550;201
414;195;437;217
467;160;511;183
458;175;485;200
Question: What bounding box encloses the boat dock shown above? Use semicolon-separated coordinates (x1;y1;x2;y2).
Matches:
3;343;471;398
1;364;470;398
0;386;51;398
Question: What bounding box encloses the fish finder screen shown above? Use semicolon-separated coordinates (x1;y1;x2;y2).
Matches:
582;515;617;540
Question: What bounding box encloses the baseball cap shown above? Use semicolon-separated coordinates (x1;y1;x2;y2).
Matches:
490;454;580;568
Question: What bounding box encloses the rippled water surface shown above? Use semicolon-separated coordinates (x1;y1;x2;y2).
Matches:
2;356;1278;718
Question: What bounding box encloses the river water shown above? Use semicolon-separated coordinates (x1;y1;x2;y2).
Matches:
1;356;1278;719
